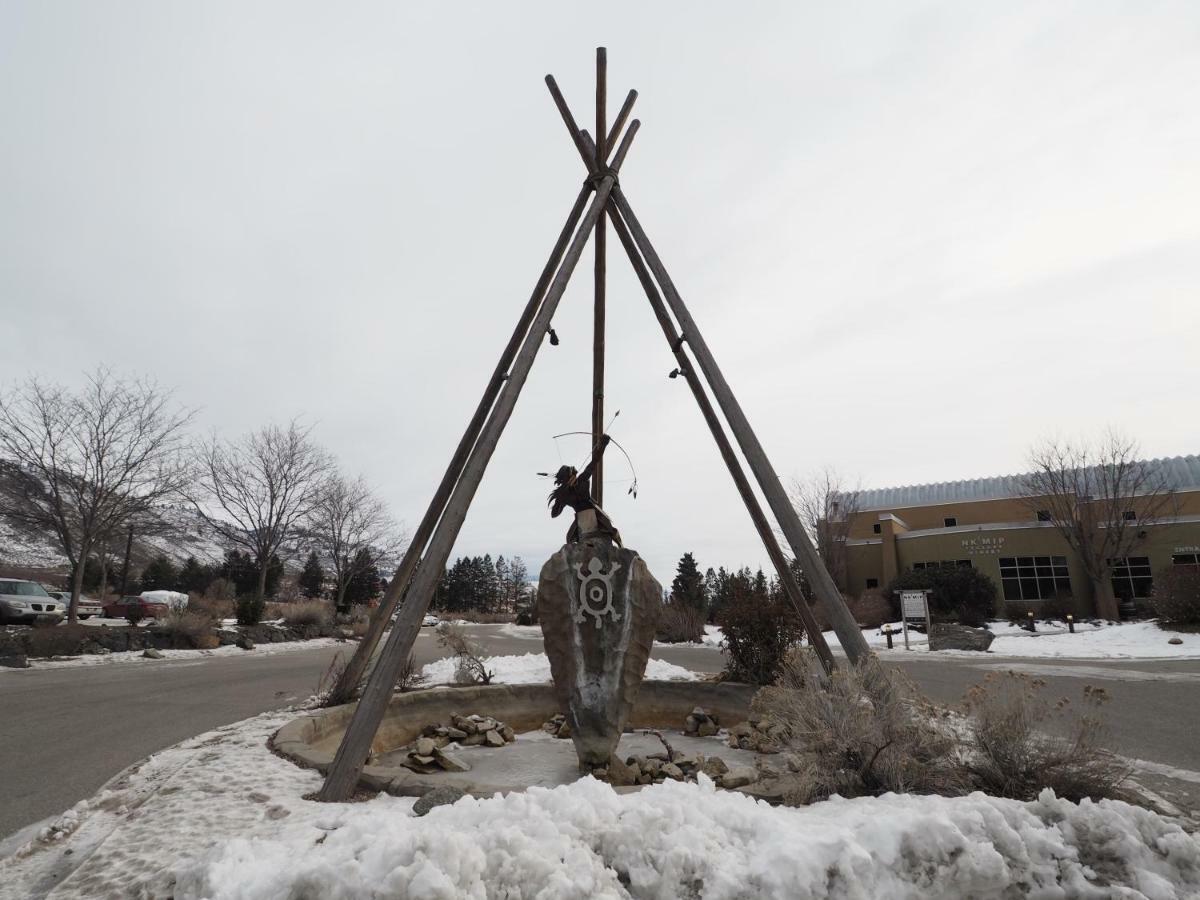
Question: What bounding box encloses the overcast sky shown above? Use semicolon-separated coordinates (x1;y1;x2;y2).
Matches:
2;2;1197;581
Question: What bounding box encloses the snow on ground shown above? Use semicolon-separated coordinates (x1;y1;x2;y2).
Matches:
0;637;350;673
2;708;1197;900
421;652;699;685
857;619;1200;660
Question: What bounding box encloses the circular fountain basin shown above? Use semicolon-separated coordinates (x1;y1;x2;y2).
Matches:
274;681;756;797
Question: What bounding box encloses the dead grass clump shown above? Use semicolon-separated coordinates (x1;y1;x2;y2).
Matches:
281;600;333;632
963;671;1131;803
655;600;705;644
188;593;234;624
752;655;968;804
158;610;216;649
437;622;494;685
397;654;428;692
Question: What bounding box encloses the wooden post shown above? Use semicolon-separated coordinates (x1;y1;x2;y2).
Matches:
606;199;837;675
592;46;607;506
326;185;594;706
609;188;872;665
318;172;619;802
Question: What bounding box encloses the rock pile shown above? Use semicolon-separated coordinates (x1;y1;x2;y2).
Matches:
399;715;516;774
591;749;760;791
726;719;783;754
541;714;572;739
683;707;719;737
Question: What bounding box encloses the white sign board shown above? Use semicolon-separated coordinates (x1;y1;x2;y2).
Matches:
900;590;928;619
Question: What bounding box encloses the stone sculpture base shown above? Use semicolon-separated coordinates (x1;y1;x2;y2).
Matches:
537;537;662;768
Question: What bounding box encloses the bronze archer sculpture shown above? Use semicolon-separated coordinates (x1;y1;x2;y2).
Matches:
547;434;622;545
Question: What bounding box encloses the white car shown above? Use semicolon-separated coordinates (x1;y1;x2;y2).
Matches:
46;591;104;619
422;614;440;627
0;579;64;625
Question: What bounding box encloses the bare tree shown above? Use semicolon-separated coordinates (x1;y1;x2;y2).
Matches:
307;473;404;614
189;422;331;604
790;467;860;594
0;370;193;622
1024;431;1177;620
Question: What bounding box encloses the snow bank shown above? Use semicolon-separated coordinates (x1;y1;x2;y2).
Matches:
859;619;1200;660
421;652;699;685
176;777;1200;899
0;637;349;672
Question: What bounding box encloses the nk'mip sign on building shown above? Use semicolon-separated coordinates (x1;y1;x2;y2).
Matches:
899;589;932;650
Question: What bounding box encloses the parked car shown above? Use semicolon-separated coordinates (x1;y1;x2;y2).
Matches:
46;591;104;620
0;578;64;625
101;595;170;621
422;614;440;627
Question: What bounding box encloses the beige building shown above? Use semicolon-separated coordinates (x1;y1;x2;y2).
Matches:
841;455;1200;616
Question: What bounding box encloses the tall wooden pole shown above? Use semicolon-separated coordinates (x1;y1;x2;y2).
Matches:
591;46;607;506
609;188;872;665
573;133;837;675
606;201;837;675
318;172;619;802
325;186;594;706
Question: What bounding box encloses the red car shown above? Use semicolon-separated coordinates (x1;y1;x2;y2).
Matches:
102;595;170;621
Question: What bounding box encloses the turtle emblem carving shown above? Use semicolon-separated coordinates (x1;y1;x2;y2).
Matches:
574;557;622;628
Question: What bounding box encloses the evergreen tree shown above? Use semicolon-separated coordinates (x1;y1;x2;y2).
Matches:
670;552;707;614
177;556;215;594
140;555;179;592
342;548;380;610
299;551;325;599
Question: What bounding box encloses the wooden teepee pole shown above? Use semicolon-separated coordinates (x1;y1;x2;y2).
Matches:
609;187;872;666
324;185;593;706
317;170;621;802
591;46;607;506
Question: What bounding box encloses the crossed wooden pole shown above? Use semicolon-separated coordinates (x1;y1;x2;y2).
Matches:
317;49;870;802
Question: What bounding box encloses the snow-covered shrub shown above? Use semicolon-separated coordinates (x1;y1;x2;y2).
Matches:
436;622;494;685
1152;564;1200;627
656;599;705;643
963;671;1130;803
753;657;968;804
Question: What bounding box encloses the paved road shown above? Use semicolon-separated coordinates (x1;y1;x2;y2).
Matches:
2;625;1198;839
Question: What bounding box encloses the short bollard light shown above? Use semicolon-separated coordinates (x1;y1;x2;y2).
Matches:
1067;614;1075;634
1027;610;1036;633
884;626;894;650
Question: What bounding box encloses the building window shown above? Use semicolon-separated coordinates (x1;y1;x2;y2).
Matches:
1109;557;1153;600
998;556;1072;602
872;523;882;534
913;560;972;571
865;578;879;589
1036;510;1051;522
1122;510;1137;522
944;517;957;527
1174;553;1200;567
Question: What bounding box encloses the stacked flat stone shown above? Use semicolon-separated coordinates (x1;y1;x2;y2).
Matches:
726;719;784;754
399;715;516;773
541;714;572;739
590;751;759;791
683;706;720;737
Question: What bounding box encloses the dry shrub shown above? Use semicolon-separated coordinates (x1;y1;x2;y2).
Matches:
963;672;1130;802
847;590;891;628
397;654;428;692
655;600;705;643
158;610;215;649
26;624;90;657
1151;565;1200;627
281;600;333;632
436;622;494;685
193;633;220;650
752;655;968;804
187;594;233;625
